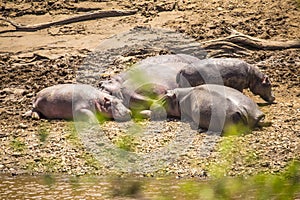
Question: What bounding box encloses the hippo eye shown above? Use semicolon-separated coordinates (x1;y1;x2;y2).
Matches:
262;82;271;87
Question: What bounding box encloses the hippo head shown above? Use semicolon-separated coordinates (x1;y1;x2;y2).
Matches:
154;90;181;118
95;96;131;121
99;76;123;97
238;104;266;129
251;75;275;103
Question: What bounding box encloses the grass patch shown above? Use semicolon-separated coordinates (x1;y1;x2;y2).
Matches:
65;122;103;171
152;161;300;200
115;134;138;152
38;125;49;144
114;124;142;152
10;137;26;152
65;122;82;146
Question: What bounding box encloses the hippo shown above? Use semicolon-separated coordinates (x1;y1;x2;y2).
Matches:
153;84;265;134
176;58;275;103
24;84;131;122
99;54;202;115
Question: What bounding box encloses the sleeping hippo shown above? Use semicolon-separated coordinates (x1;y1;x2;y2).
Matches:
176;58;275;103
24;84;131;122
153;84;265;134
99;54;202;115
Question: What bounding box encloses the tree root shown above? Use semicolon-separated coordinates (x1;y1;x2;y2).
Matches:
0;9;137;32
202;28;300;57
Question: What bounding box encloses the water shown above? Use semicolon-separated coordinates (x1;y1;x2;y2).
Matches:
0;174;192;200
0;174;113;199
1;173;299;199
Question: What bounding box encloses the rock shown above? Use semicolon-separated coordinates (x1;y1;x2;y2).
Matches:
19;123;28;129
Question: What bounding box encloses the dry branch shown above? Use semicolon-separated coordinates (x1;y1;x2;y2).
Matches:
202;28;300;51
0;9;137;32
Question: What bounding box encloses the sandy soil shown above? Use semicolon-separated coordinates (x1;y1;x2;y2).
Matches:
0;0;299;177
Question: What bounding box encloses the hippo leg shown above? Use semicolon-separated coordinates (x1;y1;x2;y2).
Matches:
23;109;41;120
137;101;168;120
139;110;152;119
23;110;33;117
31;111;41;119
189;122;222;135
135;108;165;120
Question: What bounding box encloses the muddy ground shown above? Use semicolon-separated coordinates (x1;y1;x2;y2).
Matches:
0;0;299;177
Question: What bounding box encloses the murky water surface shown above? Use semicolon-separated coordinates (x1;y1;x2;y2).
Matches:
1;173;299;199
0;174;193;200
1;174;111;199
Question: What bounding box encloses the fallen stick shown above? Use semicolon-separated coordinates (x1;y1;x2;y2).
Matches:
0;9;137;32
202;28;300;50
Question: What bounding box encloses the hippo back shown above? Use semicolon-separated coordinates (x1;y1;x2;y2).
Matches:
179;84;264;132
115;54;203;108
123;54;202;88
137;54;201;66
34;84;105;119
176;58;251;92
33;84;131;121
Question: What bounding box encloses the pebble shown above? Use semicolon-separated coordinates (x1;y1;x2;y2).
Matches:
19;123;28;129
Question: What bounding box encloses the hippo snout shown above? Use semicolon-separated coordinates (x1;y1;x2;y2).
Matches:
268;95;275;103
113;108;132;121
111;99;132;121
257;112;265;122
264;94;275;103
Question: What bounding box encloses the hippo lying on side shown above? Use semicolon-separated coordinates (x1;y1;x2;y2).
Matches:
176;58;275;103
154;84;265;134
24;84;131;122
99;54;202;114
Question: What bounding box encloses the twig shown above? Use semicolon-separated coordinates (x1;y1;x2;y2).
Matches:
0;9;137;32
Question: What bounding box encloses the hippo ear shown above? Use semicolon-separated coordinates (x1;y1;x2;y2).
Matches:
104;97;112;106
94;100;104;113
262;76;271;85
166;90;176;98
165;90;177;105
98;81;104;88
95;97;111;113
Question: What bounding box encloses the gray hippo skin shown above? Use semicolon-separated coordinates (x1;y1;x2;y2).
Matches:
176;58;275;103
156;84;265;134
99;54;202;114
25;84;131;122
